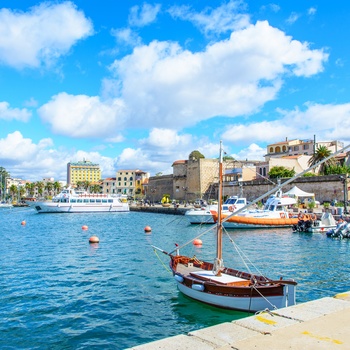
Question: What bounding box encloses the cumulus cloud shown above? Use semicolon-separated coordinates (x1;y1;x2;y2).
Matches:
221;102;350;147
109;20;327;130
38;92;127;138
0;1;93;69
0;102;31;121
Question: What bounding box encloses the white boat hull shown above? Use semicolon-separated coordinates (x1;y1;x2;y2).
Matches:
184;209;214;224
176;280;295;312
27;201;129;213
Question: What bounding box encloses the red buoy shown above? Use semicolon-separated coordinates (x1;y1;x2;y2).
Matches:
89;236;99;243
144;226;152;233
82;225;88;230
193;238;202;246
21;220;26;226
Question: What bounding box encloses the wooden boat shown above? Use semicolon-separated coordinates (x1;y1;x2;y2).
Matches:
153;142;297;312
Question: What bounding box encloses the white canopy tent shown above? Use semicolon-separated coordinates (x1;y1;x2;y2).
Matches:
285;186;317;204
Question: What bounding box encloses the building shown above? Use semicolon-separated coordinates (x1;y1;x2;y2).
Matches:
67;160;101;186
115;169;150;198
257;139;345;179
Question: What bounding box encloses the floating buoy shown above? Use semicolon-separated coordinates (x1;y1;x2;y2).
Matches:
144;226;152;233
21;220;26;226
193;238;202;246
82;225;88;230
89;236;99;243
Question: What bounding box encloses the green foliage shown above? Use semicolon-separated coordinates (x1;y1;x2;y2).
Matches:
323;202;330;209
303;172;317;177
268;166;296;179
189;150;205;160
323;165;350;175
308;145;335;175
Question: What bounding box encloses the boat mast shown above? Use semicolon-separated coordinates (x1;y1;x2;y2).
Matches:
213;141;224;276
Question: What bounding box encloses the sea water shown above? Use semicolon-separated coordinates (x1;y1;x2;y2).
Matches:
1;208;349;349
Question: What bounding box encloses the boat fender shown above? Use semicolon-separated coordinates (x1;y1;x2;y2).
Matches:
192;284;205;292
174;275;184;283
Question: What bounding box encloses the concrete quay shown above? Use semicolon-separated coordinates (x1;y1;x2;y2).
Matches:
128;291;350;349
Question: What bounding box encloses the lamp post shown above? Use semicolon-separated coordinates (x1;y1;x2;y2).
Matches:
339;176;348;214
182;186;188;206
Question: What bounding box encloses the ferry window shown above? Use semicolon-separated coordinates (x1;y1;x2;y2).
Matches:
108;199;113;203
96;199;101;203
269;205;276;211
102;199;107;203
83;199;89;203
77;199;83;203
90;199;95;203
70;199;77;203
276;205;283;211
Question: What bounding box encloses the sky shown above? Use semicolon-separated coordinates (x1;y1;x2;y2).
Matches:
1;0;350;182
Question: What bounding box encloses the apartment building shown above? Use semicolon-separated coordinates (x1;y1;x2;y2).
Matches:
115;169;150;198
67;159;101;186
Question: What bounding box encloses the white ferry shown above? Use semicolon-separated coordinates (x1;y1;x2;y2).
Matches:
26;188;129;213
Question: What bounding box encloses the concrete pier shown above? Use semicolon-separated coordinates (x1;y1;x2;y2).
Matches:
128;291;350;349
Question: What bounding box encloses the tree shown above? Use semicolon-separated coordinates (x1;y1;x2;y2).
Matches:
308;145;335;175
268;166;296;179
189;150;205;160
53;181;62;195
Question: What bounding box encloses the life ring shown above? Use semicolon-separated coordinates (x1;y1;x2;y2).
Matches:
310;213;317;221
280;213;285;218
304;214;310;220
63;194;67;198
298;212;304;220
288;212;293;218
228;205;236;212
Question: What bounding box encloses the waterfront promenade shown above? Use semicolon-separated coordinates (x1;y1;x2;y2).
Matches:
129;291;350;349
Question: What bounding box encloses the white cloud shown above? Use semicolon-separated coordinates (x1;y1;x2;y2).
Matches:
111;27;142;47
38;92;127;138
109;21;327;130
0;1;93;69
221;102;350;148
0;102;31;121
128;3;161;27
232;143;266;161
169;0;250;35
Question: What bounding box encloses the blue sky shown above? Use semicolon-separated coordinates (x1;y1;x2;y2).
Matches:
0;0;349;181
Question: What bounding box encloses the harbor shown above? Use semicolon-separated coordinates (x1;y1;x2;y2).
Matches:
1;207;350;349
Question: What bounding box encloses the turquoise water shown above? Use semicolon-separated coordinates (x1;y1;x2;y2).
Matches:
1;208;350;349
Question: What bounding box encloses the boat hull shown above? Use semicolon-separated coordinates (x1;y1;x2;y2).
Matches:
176;281;293;312
170;255;296;312
26;201;129;213
184;209;214;224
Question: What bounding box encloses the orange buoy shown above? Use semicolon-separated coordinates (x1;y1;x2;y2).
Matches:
21;220;26;226
82;225;88;230
193;238;202;246
89;236;99;243
144;226;152;233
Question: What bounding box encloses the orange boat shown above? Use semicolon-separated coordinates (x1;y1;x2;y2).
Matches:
211;191;298;229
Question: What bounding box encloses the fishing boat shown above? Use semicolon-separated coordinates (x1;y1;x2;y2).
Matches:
211;191;298;229
26;188;129;213
184;195;247;224
153;142;297;312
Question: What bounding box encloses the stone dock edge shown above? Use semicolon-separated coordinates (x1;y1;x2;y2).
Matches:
127;291;350;349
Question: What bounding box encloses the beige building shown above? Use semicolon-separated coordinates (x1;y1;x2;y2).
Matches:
67;160;101;186
115;169;149;198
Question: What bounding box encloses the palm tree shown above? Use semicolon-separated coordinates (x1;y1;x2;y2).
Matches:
53;181;62;195
308;145;335;175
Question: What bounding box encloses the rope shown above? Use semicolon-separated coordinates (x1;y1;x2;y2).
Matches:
153;248;171;274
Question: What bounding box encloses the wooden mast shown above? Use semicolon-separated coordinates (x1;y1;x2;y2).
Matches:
213;141;224;276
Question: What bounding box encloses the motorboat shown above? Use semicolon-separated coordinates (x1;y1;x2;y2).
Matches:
26;188;129;213
293;212;337;233
184;196;247;224
211;191;298;229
